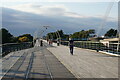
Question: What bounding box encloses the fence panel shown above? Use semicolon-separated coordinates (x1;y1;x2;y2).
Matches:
61;41;120;55
2;42;33;57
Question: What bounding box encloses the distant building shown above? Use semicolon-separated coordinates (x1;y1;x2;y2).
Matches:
100;38;119;43
100;38;120;47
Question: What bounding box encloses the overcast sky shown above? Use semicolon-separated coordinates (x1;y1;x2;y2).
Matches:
1;1;118;36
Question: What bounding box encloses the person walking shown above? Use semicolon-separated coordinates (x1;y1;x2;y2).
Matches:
40;40;43;47
48;40;50;45
69;38;74;55
47;39;49;43
57;39;60;46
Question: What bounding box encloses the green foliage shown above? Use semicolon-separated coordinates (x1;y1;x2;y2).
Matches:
1;28;14;44
46;29;95;41
104;29;117;37
18;36;29;42
18;34;33;42
46;30;69;40
62;34;69;40
0;28;33;44
70;29;95;39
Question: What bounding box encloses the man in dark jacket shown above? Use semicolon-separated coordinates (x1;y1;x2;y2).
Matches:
69;39;74;55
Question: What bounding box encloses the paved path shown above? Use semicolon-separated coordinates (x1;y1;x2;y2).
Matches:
1;43;76;80
1;40;119;80
47;42;119;79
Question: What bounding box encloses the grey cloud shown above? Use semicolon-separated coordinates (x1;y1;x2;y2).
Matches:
2;7;117;36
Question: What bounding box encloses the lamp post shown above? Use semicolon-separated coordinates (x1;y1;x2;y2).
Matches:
117;33;120;54
33;26;49;46
33;25;62;46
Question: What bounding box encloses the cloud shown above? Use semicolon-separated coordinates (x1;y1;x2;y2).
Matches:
4;4;94;18
6;3;117;21
7;4;69;16
2;7;117;36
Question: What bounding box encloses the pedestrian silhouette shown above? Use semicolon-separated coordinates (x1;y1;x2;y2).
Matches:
40;40;43;47
57;40;60;46
69;39;74;55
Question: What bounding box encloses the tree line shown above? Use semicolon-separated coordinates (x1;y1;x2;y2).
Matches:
70;29;95;39
0;28;118;44
104;28;118;38
46;30;69;40
46;29;95;41
0;28;33;44
46;28;118;41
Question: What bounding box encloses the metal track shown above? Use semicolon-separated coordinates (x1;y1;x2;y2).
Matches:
12;52;28;80
41;47;54;80
22;46;54;80
24;47;53;80
24;52;34;80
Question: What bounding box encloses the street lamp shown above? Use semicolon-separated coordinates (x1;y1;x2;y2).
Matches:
33;26;49;46
116;18;120;54
43;26;61;40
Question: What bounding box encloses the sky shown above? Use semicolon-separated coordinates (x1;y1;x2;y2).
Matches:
1;0;119;2
3;2;118;18
1;1;119;36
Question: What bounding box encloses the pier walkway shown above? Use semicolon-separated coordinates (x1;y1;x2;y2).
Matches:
47;41;119;79
1;43;76;80
1;40;119;80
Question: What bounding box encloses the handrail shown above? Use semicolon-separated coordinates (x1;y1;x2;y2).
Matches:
2;42;32;45
61;41;120;55
2;42;33;57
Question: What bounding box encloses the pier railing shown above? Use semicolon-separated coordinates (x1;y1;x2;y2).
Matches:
61;41;120;54
2;42;33;57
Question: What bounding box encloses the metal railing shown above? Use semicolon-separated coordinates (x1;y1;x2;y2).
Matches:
61;41;120;54
2;42;33;57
